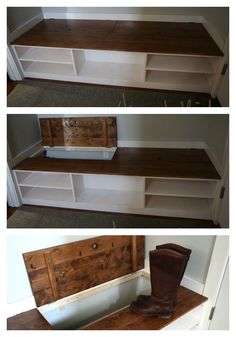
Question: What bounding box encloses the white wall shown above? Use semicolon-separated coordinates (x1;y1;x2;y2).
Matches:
7;114;42;160
206;114;229;172
7;7;42;32
7;235;95;304
37;114;210;143
145;236;216;283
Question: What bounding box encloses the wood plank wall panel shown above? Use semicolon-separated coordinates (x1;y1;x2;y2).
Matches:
23;236;144;307
40;117;117;147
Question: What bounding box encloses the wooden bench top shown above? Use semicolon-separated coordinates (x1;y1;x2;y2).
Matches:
7;286;207;330
14;148;221;180
12;19;223;56
82;286;208;330
7;309;53;330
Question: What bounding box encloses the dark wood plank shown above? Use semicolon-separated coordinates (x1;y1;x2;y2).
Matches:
7;309;53;330
40;119;53;146
7;205;17;219
23;236;144;306
82;286;207;330
14;148;221;180
12;19;223;56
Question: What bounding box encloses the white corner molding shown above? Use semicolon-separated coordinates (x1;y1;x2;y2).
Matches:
13;141;43;166
198;236;229;330
8;13;44;43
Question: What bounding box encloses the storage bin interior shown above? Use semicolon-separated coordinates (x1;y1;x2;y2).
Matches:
40;275;150;330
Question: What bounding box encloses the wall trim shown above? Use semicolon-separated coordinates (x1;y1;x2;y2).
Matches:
13;140;43;166
117;140;206;149
8;13;44;43
201;18;225;51
42;11;203;23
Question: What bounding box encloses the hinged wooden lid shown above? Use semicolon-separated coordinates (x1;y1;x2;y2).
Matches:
23;236;144;307
40;117;117;148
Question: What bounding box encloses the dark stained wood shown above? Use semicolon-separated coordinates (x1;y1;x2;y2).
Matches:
82;286;208;330
7;309;53;330
40;119;53;146
7;79;19;95
7;205;17;219
40;117;117;147
12;19;223;56
14;148;221;180
131;236;138;272
23;236;145;307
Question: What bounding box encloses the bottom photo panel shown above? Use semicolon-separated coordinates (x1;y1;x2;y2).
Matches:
7;235;229;330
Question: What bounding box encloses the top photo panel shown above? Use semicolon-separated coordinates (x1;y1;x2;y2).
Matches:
7;7;229;107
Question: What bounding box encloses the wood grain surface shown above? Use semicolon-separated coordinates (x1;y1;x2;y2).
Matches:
12;19;223;56
23;236;144;306
7;309;53;330
14;148;221;180
40;117;117;147
82;286;208;330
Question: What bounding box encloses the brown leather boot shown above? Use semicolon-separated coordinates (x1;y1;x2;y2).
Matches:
137;243;191;308
130;248;189;318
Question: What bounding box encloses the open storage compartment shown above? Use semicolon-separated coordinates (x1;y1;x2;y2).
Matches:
145;53;219;93
144;177;217;219
72;174;145;210
13;46;76;78
72;49;146;83
15;170;75;204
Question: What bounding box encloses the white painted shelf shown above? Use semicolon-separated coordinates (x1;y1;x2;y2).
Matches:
146;70;211;93
146;54;217;74
145;195;212;219
14;170;219;220
16;172;72;190
20;186;74;202
16;46;73;64
145;178;217;198
21;61;75;76
78;62;144;83
77;188;143;209
13;44;222;94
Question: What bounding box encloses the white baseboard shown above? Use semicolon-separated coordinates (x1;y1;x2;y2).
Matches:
8;13;44;43
117;140;206;149
13;141;43;166
42;11;203;23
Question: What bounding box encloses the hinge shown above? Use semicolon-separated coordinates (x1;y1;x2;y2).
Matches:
209;306;216;320
221;64;228;75
220;186;225;199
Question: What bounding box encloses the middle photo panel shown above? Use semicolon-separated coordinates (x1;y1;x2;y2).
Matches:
7;114;229;229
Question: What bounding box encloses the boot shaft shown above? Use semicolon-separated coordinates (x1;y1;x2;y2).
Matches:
149;248;188;303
